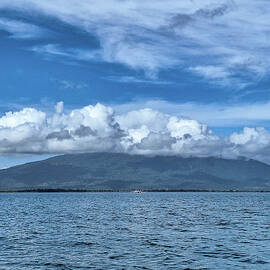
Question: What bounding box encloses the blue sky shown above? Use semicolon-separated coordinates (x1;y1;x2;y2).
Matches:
1;0;270;166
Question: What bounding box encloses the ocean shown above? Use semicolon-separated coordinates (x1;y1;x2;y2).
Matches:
0;192;269;269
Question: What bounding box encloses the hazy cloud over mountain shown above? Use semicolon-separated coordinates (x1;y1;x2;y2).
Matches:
0;102;270;163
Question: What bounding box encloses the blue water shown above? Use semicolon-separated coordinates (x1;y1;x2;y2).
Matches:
0;192;269;270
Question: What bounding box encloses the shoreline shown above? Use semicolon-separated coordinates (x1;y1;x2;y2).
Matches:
0;189;269;193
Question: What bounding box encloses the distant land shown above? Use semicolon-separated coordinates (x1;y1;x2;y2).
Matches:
0;153;270;191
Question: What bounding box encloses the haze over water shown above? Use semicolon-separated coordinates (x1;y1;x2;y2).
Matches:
0;192;269;269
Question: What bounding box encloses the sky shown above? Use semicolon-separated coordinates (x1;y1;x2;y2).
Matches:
1;0;270;167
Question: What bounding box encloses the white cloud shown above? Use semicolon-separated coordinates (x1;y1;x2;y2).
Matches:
0;108;46;128
112;99;270;128
0;102;270;163
31;44;100;61
189;66;231;80
58;80;88;89
105;76;173;85
188;65;250;88
0;18;46;39
229;127;270;162
1;0;270;84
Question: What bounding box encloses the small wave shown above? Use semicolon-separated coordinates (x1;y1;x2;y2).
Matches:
74;241;93;246
109;254;125;259
240;258;269;264
44;263;72;269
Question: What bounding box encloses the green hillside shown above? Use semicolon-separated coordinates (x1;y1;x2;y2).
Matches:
0;153;270;191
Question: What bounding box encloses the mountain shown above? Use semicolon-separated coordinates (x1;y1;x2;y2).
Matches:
0;153;270;191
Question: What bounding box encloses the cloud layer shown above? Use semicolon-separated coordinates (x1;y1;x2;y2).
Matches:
113;99;270;127
1;0;270;85
0;102;270;163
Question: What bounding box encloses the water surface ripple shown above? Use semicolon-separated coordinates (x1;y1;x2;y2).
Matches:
0;192;269;269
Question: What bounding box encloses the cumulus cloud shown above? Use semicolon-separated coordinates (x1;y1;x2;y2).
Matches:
229;127;270;162
1;0;270;84
0;102;270;163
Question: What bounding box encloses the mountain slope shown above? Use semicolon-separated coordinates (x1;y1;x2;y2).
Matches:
0;153;270;191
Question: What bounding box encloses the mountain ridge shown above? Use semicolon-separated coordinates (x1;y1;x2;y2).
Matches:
0;152;269;191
